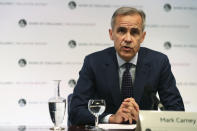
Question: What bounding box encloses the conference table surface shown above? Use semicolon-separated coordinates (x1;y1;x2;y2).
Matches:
0;125;136;131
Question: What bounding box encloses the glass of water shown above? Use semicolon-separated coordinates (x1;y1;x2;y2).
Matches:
88;99;106;129
48;80;66;130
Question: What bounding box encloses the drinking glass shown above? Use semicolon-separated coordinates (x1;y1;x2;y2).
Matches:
48;80;66;130
88;99;106;129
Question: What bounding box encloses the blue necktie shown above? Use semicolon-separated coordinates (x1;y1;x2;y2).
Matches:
121;63;133;101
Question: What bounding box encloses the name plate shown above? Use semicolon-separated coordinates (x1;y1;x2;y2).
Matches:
136;110;197;131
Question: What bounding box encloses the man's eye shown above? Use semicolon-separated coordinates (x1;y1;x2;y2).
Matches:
117;27;127;34
130;28;140;35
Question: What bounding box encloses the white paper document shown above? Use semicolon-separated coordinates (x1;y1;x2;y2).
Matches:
98;124;136;129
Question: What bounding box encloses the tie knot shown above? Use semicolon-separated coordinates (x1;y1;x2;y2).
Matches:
124;63;132;70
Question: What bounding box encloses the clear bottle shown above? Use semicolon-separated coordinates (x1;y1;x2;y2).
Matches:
48;80;66;130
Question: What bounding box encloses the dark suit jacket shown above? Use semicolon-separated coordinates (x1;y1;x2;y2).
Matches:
69;47;184;125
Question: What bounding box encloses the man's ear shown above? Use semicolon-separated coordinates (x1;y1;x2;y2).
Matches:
140;31;146;43
109;29;113;40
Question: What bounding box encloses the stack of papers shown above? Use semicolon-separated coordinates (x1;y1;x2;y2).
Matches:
98;124;136;129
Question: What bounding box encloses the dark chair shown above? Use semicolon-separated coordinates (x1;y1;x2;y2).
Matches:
67;93;73;126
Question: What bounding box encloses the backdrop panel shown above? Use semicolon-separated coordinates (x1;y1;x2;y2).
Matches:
0;0;196;126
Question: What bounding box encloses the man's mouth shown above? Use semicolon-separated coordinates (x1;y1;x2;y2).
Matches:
122;46;132;51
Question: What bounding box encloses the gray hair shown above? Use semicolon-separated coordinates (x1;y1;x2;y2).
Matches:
111;7;146;31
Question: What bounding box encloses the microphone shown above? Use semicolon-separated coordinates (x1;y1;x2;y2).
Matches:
144;85;165;111
152;93;165;111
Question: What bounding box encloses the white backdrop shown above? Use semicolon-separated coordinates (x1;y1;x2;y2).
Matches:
0;0;197;127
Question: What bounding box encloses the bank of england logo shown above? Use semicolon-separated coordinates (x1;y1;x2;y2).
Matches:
18;19;27;27
18;98;27;107
18;125;26;131
68;40;77;48
68;79;76;88
18;58;27;67
68;1;77;10
164;41;172;50
163;3;172;12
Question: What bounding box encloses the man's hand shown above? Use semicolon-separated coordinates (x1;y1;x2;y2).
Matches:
109;98;139;124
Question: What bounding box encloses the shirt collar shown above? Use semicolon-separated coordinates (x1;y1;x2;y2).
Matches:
116;52;138;67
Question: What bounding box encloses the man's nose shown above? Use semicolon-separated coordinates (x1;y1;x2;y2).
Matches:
124;33;132;43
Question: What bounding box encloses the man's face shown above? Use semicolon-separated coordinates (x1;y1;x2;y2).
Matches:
109;14;146;61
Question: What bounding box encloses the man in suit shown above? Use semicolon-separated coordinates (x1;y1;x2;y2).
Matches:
69;7;184;125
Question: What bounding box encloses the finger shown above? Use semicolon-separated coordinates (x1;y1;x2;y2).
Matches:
133;109;139;121
128;116;133;124
123;98;139;112
123;106;136;119
119;100;139;123
124;112;133;123
122;107;131;113
120;112;129;122
122;105;139;122
123;97;135;102
118;108;133;122
120;103;125;108
122;111;133;124
122;101;134;109
131;100;139;111
128;107;139;121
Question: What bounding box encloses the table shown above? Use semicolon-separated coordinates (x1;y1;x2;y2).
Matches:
0;125;135;131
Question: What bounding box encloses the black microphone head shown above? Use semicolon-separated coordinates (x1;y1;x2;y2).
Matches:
142;84;165;110
144;84;159;110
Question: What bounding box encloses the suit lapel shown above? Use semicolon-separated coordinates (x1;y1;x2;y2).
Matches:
134;48;151;105
104;48;122;107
